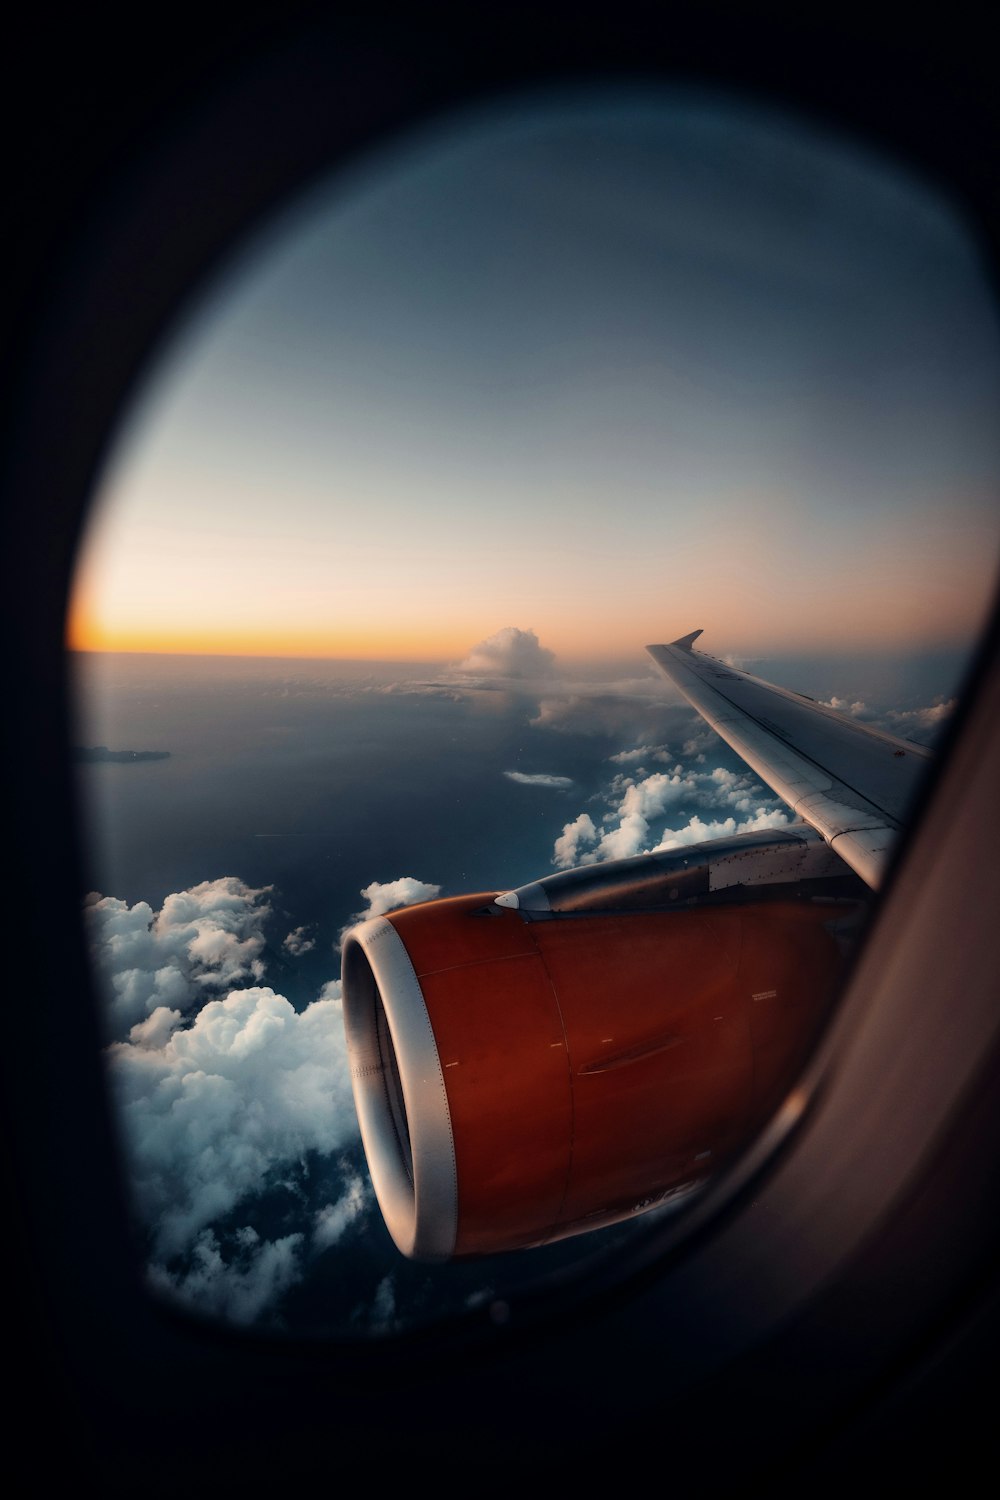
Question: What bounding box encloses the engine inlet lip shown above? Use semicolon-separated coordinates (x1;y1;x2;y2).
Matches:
341;916;458;1260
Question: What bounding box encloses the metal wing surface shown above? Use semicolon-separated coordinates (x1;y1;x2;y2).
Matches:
646;630;933;890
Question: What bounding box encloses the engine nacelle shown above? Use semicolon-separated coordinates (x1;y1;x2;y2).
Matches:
341;829;865;1259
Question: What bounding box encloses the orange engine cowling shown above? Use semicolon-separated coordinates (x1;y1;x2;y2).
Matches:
341;831;865;1260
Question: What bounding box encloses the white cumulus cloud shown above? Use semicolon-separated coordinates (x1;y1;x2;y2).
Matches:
107;984;359;1259
456;626;556;679
282;924;316;957
88;876;375;1328
553;760;794;868
594;771;693;861
85;876;272;1038
652;808;792;851
352;876;441;923
553;812;599;869
339;875;442;946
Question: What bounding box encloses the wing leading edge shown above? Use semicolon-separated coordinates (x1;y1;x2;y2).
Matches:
647;631;932;890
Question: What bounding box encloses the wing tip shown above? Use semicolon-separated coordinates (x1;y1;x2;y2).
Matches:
654;628;703;652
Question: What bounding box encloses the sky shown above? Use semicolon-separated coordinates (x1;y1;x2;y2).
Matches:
68;85;999;662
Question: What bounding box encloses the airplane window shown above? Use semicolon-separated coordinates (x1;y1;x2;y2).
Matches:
67;86;1000;1339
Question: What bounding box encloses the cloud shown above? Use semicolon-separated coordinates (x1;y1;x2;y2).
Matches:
87;876;382;1328
367;681;466;701
85;876;272;1038
351;876;442;923
503;771;574;789
282;924;316;957
652;808;792;851
609;744;672;766
338;875;442;947
552;757;794;868
148;1227;305;1327
455;626;556;679
128;1006;184;1050
822;696;867;716
821;694;955;745
553;812;599;869
366;1276;399;1336
312;1173;370;1253
881;697;956;744
593;771;692;861
106;983;359;1259
530;686;688;737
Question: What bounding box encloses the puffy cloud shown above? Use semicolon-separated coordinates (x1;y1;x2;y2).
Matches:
107;984;358;1259
128;1006;184;1050
503;771;574;789
456;626;556;679
88;876;378;1329
282;924;316;957
553;813;599;870
351;876;442;923
552;759;794;868
652;808;792;851
148;1227;305;1326
338;875;442;947
822;695;867;716
594;771;692;861
85;877;272;1038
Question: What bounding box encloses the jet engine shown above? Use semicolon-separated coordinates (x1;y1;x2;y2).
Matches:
340;828;866;1259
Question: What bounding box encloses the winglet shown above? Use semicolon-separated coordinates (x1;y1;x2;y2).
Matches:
669;628;703;652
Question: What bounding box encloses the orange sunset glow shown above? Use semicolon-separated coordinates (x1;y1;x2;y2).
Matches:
68;487;998;663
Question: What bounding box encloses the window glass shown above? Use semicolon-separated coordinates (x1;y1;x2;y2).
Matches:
69;87;1000;1337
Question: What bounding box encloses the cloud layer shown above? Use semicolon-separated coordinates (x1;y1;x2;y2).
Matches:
552;759;792;869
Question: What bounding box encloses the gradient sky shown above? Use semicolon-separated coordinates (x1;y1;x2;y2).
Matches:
69;85;1000;661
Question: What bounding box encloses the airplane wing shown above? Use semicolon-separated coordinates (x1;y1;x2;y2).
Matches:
646;630;933;890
